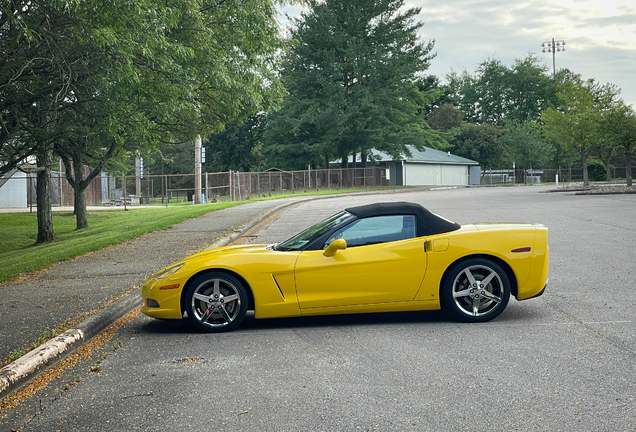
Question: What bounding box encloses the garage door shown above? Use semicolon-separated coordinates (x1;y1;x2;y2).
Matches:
440;165;467;185
404;164;468;186
404;164;439;185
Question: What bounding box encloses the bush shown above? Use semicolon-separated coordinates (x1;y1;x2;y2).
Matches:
587;161;606;181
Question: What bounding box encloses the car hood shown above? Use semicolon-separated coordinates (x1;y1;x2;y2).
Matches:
184;244;271;262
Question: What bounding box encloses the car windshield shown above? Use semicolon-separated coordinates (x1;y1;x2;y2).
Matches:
275;211;354;251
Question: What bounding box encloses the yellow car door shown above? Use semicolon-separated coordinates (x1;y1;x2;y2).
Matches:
294;215;427;309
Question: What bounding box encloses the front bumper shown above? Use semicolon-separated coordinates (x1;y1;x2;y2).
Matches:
141;277;186;320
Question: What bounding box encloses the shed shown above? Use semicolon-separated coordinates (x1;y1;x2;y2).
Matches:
339;146;480;186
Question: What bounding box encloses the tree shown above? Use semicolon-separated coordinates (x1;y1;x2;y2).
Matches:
0;1;72;177
1;0;93;241
450;123;510;170
204;115;264;172
504;121;550;169
263;0;447;170
445;55;559;126
599;102;636;186
542;76;619;186
427;104;463;132
2;0;288;230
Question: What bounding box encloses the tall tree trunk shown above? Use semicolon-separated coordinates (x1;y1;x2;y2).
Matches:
74;183;88;229
626;146;633;187
361;152;367;168
73;157;89;229
324;153;329;170
35;148;56;243
605;155;612;182
581;152;589;186
340;152;347;169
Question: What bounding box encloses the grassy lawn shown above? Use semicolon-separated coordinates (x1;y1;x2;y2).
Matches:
0;187;403;283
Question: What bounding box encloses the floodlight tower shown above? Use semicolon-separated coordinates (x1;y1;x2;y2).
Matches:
541;38;566;76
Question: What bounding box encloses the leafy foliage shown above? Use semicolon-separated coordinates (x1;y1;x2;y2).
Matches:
597;101;636;186
541;75;620;185
446;55;557;126
450;123;509;169
587;161;606;181
1;0;287;230
427;104;463;133
204;115;264;172
504;122;550;169
263;0;447;170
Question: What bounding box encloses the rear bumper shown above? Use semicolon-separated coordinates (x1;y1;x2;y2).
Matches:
520;281;547;301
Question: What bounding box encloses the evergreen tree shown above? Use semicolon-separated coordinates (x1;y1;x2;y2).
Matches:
264;0;446;169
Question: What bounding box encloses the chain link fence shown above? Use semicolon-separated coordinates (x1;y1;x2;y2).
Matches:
3;165;633;209
0;167;389;208
479;167;632;185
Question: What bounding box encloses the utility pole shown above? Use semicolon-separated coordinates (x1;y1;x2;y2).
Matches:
194;135;202;204
541;38;566;76
135;157;142;196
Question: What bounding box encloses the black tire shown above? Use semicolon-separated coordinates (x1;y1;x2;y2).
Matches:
184;272;248;332
442;258;511;323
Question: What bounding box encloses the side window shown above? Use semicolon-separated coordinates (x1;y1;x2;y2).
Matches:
323;215;416;248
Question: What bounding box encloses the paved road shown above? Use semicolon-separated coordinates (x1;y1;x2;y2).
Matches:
12;187;636;431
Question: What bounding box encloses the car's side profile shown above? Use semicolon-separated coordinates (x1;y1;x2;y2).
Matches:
141;202;549;332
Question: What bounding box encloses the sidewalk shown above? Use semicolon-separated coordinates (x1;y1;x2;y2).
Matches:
0;195;327;399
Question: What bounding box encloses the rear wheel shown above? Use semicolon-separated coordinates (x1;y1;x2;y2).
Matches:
185;272;248;332
442;258;510;322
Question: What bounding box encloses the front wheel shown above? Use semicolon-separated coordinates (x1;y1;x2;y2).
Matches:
442;258;511;323
185;272;248;332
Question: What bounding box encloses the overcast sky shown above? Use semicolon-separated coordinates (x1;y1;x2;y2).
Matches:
279;0;636;107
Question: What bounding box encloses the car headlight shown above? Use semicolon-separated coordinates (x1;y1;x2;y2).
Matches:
152;263;185;280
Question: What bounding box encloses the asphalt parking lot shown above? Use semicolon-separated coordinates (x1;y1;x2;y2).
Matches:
12;186;636;431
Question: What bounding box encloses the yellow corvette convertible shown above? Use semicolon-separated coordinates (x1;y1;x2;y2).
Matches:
141;202;549;332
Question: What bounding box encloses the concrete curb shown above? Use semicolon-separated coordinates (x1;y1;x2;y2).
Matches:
0;293;142;400
0;187;421;401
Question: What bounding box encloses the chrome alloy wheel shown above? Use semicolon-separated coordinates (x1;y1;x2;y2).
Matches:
190;277;242;329
451;264;506;318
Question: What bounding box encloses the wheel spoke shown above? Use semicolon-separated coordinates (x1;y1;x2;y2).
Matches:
199;308;213;323
463;268;477;286
218;305;232;323
472;296;481;316
223;293;239;303
212;279;220;297
193;293;210;303
481;271;496;287
453;288;472;298
481;290;502;303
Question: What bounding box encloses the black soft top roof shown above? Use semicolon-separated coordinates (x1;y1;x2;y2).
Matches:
345;202;460;236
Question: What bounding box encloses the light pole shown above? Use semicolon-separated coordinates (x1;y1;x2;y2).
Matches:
541;38;566;76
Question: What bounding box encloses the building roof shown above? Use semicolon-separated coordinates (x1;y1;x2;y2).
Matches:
339;145;479;166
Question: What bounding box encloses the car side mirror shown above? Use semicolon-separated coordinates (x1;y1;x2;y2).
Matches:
323;238;347;257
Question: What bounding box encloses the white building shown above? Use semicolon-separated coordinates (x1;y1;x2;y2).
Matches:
0;170;28;208
342;146;481;186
